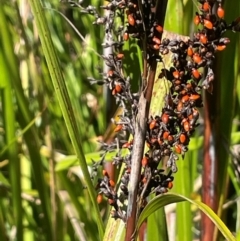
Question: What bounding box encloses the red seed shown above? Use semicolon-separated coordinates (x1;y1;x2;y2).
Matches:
155;24;163;33
179;133;187;144
161;113;169;124
142;177;147;183
153;44;160;50
109;179;115;187
153;36;161;45
174;144;182;154
173;70;180;79
114;124;123;132
168;182;173;189
151;138;157;144
182;94;189;103
107;69;114;77
108;199;115;205
177;100;183;112
189;94;201;100
202;2;210;11
128;14;135;26
204;19;213;29
192;68;201;79
193;53;202;64
216;45;226;51
194;14;200;25
114;83;122;93
183;121;190;132
141;157;148;167
102;169;109;177
97;194;103;204
149;119;157;130
187;46;193;57
217;5;225;18
163;131;170;140
167;135;174;143
123;32;129;41
117;53;124;59
122;140;133;148
200;34;208;44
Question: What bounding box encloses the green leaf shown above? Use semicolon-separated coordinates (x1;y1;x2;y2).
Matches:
136;193;236;241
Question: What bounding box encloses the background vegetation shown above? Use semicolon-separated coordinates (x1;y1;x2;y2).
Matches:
0;0;239;241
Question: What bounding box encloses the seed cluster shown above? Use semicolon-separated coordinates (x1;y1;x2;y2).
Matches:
72;0;239;222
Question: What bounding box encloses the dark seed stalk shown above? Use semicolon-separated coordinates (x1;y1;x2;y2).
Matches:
67;0;240;240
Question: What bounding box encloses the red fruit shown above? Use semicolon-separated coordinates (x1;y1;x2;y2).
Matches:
155;24;163;33
204;19;213;29
183;121;190;132
163;131;170;140
173;70;180;79
202;2;210;11
216;45;226;51
107;69;114;77
153;36;161;45
117;53;124;59
161;113;169;124
193;53;202;64
200;34;208;44
187;46;193;57
153;44;160;50
179;133;187;144
102;169;109;177
114;124;123;132
194;14;200;25
182;94;189;103
217;5;225;18
149;119;157;129
189;94;201;100
168;182;173;189
109;179;115;187
97;194;103;204
114;83;122;93
128;14;135;26
174;144;182;154
123;32;129;41
141;157;148;167
192;68;201;79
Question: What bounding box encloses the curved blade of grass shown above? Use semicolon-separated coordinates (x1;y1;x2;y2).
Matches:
27;0;104;238
136;193;236;241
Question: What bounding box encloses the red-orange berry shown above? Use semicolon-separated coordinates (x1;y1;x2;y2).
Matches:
192;68;201;79
149;119;157;129
202;2;210;11
187;46;193;57
114;124;123;132
179;133;187;144
97;194;103;204
128;14;135;26
168;182;173;189
153;36;161;45
141;157;148;167
161;113;169;124
109;179;115;187
102;169;109;177
194;14;200;25
217;5;225;18
200;34;208;44
216;45;226;51
123;32;129;41
204;19;213;29
173;70;180;79
155;24;163;33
